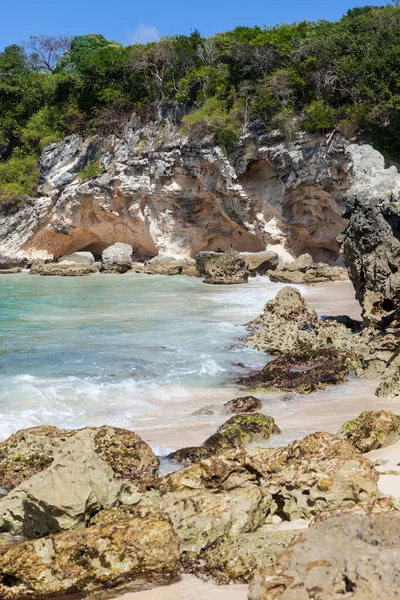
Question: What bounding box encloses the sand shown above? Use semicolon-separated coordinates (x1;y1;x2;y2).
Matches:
110;280;400;600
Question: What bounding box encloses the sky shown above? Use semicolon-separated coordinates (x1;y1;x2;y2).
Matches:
0;0;387;49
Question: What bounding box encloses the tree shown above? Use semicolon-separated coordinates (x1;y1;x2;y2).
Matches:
26;35;71;72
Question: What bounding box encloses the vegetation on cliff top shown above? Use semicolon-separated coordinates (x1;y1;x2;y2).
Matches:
1;3;400;200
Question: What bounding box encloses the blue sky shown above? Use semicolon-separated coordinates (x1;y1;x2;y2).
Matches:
0;0;387;49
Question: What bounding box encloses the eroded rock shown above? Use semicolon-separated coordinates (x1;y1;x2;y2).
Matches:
29;262;100;276
193;395;263;415
241;251;279;275
0;515;180;599
144;254;197;276
196;250;249;284
337;410;400;453
249;513;400;600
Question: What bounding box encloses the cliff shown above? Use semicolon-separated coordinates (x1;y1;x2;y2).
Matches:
0;117;399;266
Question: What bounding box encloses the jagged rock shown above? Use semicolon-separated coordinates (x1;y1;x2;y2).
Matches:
29;261;100;276
246;286;350;355
196;250;249;284
193;395;263;415
337;410;400;453
249;513;400;600
340;196;400;323
240;349;354;394
191;527;299;584
58;251;95;264
0;425;159;492
144;254;197;276
0;515;180;599
0;268;22;274
168;413;280;464
101;242;133;273
240;251;279;275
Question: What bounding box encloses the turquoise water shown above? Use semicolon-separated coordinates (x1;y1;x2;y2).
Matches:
0;273;285;442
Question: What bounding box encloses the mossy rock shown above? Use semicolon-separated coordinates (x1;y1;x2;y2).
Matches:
169;413;280;465
337;410;400;453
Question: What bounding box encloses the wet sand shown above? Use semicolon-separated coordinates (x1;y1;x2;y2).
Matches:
114;280;400;600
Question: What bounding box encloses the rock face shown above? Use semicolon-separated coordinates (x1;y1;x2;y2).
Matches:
337;410;400;453
0;515;180;599
249;513;400;600
2;119;399;267
246;287;350;355
102;242;133;273
340;196;400;397
196;250;249;284
340;197;400;322
169;413;280;464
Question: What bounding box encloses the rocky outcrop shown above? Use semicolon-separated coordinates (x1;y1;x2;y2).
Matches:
249;513;400;600
193;395;263;415
240;348;354;394
340;195;400;397
338;410;400;453
0;514;180;599
168;413;280;464
246;286;350;355
196;250;249;284
101;242;133;273
29;261;100;276
1;118;399;267
269;257;348;284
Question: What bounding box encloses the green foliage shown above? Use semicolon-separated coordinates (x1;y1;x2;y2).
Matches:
303;100;336;132
78;159;104;183
2;4;400;193
182;98;241;150
0;153;39;201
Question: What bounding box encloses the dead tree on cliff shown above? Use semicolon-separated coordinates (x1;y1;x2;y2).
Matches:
26;35;71;72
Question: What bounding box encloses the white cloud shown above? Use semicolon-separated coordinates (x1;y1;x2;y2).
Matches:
128;23;161;45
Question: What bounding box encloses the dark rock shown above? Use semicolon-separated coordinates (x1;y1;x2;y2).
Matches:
240;348;354;394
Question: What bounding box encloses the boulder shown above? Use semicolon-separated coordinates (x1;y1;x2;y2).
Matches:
246;287;350;355
249;513;400;600
281;253;314;272
337;410;400;453
29;261;100;276
144;254;197;276
101;242;133;273
0;515;179;599
168;413;280;464
0;425;158;492
193;395;263;415
240;348;354;394
197;527;299;584
196;250;249;284
240;251;279;275
58;251;95;265
269;262;349;284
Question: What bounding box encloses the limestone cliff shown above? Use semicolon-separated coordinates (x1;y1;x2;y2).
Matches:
0;115;399;265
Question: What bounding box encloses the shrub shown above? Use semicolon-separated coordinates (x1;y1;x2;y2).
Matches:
303;100;336;132
78;159;104;183
0;153;39;201
182;97;241;151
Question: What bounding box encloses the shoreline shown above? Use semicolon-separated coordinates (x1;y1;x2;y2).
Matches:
113;280;400;600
